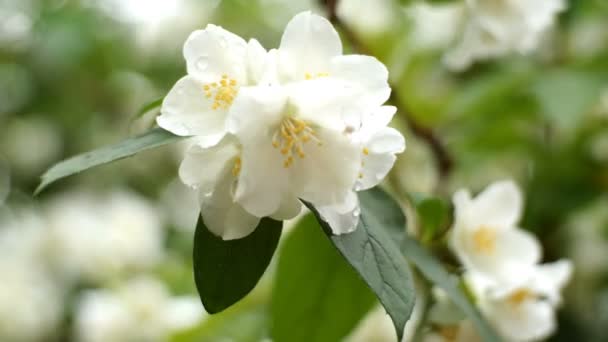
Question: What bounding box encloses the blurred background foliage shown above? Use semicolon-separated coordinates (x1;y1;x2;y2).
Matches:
0;0;607;341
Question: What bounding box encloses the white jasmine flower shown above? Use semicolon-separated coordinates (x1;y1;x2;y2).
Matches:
74;276;204;342
157;24;269;147
46;190;164;283
337;0;396;35
466;260;573;342
449;180;541;285
176;12;401;237
444;0;566;71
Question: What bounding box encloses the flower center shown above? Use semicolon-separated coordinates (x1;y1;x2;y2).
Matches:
232;157;242;176
507;289;534;306
203;74;238;110
272;117;322;168
472;226;496;254
304;72;329;80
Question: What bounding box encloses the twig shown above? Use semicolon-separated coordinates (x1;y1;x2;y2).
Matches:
320;0;454;178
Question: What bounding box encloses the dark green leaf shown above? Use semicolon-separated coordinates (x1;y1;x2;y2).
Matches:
35;128;184;194
271;215;376;342
305;188;416;340
400;237;503;342
193;216;282;314
416;197;448;242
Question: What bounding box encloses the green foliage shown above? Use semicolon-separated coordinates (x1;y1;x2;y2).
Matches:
193;216;282;314
35;128;184;194
271;215;376;342
306;188;416;340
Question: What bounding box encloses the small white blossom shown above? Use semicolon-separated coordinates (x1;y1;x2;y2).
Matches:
449;180;541;285
173;12;403;239
444;0;566;71
46;190;164;283
0;210;63;342
74;276;204;342
466;260;573;342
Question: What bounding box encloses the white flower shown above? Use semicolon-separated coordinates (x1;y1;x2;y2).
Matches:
0;210;63;342
444;0;566;71
405;2;464;51
46;190;164;283
157;24;269;147
176;12;402;238
74;276;204;342
337;0;397;35
466;260;573;342
423;321;480;342
449;180;541;285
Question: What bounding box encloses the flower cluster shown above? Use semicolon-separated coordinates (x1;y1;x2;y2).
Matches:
158;11;405;239
447;180;573;341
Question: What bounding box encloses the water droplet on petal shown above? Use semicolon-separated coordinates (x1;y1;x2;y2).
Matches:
196;56;209;72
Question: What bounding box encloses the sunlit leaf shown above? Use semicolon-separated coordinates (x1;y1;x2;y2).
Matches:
271;215;376;342
193;216;282;314
305;188;416;340
35;128;184;194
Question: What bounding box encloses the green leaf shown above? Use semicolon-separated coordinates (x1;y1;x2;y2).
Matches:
416;197;448;242
134;97;164;119
305;188;416;340
193;216;282;314
400;237;503;342
271;215;376;342
35;128;184;194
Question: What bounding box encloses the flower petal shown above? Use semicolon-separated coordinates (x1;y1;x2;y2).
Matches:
531;259;573;306
278;11;342;81
270;197;302;221
178;137;239;193
470;180;523;229
329;55;391;109
184;25;248;83
157;76;227;144
482;296;555;342
316;190;360;234
199;173;261;240
356;127;405;191
294;127;361;206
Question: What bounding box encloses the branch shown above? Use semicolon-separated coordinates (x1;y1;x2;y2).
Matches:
320;0;454;178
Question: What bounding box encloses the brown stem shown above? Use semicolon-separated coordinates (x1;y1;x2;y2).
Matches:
319;0;454;178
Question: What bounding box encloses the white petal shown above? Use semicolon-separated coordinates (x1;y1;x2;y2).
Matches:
226;85;287;139
363;106;397;133
356;127;405;191
452;189;473;227
294;127;361;206
279;11;342;81
157;76;226;144
246;38;268;85
329;55;391;109
199;174;261;240
531;259;573;306
470;180;523;229
270;197;302;221
178;137;239;193
316;191;360;234
184;25;248;83
483;298;556;342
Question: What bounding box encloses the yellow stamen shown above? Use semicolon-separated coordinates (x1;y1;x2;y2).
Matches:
202;75;239;110
304;71;329;80
363;147;369;155
507;289;534;306
272;117;322;168
472;226;496;254
232;157;242;176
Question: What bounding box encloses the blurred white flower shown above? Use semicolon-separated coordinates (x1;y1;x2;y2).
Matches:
405;2;464;51
466;260;573;342
160;178;200;232
337;0;396;35
74;276;204;342
46;190;164;283
423;321;480;342
173;12;400;239
0;210;63;342
449;180;541;285
444;0;566;71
